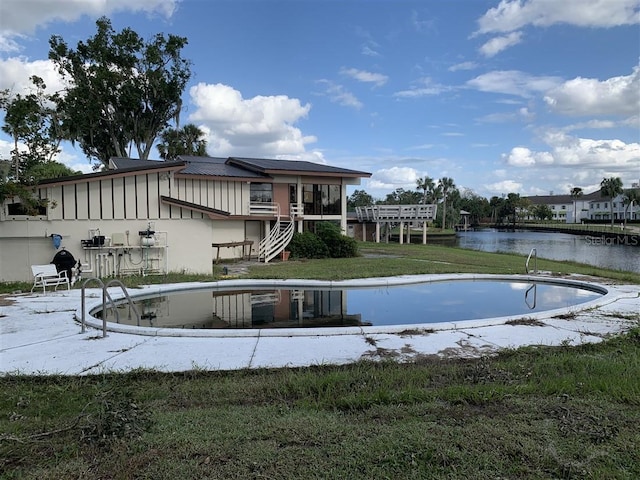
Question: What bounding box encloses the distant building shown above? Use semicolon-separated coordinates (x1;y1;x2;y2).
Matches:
524;187;639;223
523;193;596;222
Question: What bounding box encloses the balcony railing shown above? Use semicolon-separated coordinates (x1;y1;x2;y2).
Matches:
249;202;279;216
249;202;303;218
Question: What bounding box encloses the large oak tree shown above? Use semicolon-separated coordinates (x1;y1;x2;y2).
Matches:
49;17;192;167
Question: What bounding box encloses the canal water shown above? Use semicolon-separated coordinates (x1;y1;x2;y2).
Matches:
456;229;640;274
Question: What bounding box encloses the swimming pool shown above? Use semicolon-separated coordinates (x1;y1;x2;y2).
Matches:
87;274;610;337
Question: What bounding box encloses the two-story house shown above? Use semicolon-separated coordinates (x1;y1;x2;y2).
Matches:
0;156;370;282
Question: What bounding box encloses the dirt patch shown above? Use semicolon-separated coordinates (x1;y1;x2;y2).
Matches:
505;318;546;327
0;295;16;307
553;312;578;320
396;328;435;337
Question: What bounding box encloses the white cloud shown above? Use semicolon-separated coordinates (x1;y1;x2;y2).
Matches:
448;61;478;72
0;0;177;38
544;65;640;116
316;79;363;109
563;119;618;132
393;77;451;98
340;67;388;87
188;82;315;158
0;57;64;94
368;166;420;190
361;45;380;57
503;131;640;171
57;148;94;174
411;10;435;32
467;70;562;97
503;146;553;166
476;0;639;34
477;107;535;123
479;31;522;57
0;138;93;174
483;179;523;194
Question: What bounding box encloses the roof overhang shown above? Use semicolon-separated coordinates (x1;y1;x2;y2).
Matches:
160;196;231;219
37;161;185;188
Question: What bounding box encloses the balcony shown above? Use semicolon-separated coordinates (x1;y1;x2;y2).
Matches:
249;202;303;218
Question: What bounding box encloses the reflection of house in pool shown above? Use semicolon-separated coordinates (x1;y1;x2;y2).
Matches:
216;289;367;328
116;289;368;329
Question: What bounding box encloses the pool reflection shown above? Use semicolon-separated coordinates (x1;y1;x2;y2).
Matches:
100;280;602;330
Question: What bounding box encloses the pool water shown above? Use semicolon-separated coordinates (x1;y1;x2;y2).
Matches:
102;280;603;330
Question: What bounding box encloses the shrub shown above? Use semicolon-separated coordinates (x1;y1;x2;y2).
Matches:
287;232;329;259
315;222;359;258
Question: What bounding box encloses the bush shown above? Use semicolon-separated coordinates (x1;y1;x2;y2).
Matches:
315;222;359;258
287;232;329;259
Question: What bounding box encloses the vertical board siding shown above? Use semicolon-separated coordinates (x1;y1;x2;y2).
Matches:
207;179;215;210
76;183;89;219
101;179;114;220
136;175;148;219
124;176;137;219
62;185;74;219
89;181;101;219
147;174;159;220
113;178;125;219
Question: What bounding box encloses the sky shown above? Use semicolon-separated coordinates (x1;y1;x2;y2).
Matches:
0;0;638;200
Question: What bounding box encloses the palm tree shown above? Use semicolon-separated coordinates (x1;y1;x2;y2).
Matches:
416;176;435;205
157;124;208;161
600;177;624;228
622;188;640;227
438;177;455;230
570;187;583;224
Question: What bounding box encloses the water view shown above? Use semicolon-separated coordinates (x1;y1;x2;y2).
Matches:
456;229;640;274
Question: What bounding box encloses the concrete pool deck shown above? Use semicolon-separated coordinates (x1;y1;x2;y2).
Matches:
1;274;638;376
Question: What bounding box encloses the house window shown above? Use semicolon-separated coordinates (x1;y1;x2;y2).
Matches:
7;202;47;216
561;205;566;210
551;205;555;210
604;203;608;208
250;183;273;203
289;184;297;204
302;184;341;215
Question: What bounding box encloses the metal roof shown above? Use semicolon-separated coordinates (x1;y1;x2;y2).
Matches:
176;156;267;178
227;157;371;176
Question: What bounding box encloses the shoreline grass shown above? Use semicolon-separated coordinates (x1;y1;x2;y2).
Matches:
1;243;639;478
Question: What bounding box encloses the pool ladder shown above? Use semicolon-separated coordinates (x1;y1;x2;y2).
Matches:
79;278;140;338
525;248;537;274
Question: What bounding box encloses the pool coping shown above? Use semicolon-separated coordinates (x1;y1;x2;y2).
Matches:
2;273;638;376
80;273;619;338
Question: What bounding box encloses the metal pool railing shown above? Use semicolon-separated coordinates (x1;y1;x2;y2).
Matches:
80;278;140;337
526;248;537;274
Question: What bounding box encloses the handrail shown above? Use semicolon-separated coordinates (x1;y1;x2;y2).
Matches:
525;248;537;274
524;283;537;309
264;220;295;263
289;203;303;218
355;204;438;222
104;279;141;327
249;202;279;216
80;278;140;338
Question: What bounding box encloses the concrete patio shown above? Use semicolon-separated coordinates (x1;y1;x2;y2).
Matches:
1;274;638;376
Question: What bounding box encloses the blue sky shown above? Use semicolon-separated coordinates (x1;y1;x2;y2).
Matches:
1;0;638;200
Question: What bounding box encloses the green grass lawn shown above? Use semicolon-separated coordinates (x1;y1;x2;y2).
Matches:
1;243;639;478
